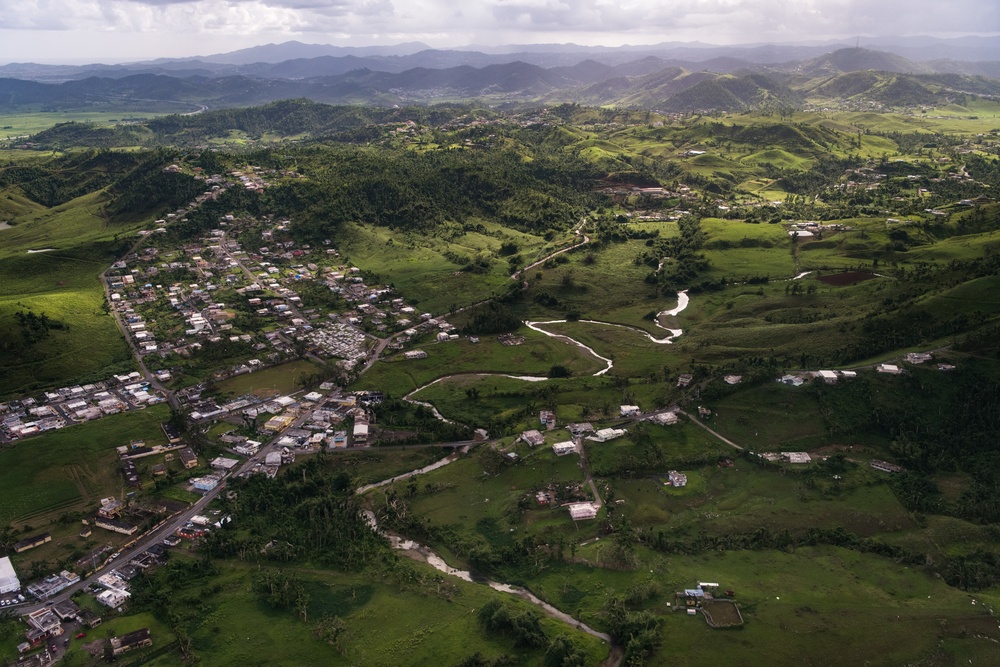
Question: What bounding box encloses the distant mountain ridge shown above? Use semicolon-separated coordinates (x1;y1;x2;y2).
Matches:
0;46;998;115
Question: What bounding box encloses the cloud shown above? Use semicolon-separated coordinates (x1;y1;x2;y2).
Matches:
0;0;995;62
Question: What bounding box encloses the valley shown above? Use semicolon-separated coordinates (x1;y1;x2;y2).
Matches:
0;75;998;666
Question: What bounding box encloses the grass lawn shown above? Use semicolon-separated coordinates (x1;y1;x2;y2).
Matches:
708;382;829;448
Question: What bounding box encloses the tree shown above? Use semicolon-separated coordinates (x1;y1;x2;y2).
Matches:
545;636;586;667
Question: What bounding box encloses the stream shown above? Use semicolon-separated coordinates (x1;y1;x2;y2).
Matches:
407;292;692;426
526;289;691;370
402;372;550;424
361;510;615;646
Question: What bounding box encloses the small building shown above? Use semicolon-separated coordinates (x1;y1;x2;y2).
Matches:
97;498;124;519
96;589;129;609
567;503;599;520
539;410;556;429
210;457;239;471
25;608;63;636
870;459;905;474
178;447;198;469
876;363;903;375
52;600;81;622
111;628;152;656
192;476;220;492
352;422;369;445
567;422;594;436
404;350;428;360
552;441;576;456
161;422;182;444
649;411;678;426
667;470;688;487
16;649;53;667
95;517;139;535
620;405;641;417
13;533;51;553
520;430;545;447
677;373;694;387
816;370;838;384
723;375;742;385
587;428;627;443
77;609;102;629
782;452;812;464
905;352;933;364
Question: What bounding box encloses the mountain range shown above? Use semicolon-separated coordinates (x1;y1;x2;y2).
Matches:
1;42;998;115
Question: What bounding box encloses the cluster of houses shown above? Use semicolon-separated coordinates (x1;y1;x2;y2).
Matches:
105;212;436;386
0;373;166;442
776;355;953;386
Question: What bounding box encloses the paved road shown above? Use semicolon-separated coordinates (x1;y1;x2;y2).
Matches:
19;408;312;616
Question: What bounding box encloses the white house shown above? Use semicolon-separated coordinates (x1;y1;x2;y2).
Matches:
817;370;839;384
587;428;627;443
96;588;130;608
567;503;599;520
552;441;576;456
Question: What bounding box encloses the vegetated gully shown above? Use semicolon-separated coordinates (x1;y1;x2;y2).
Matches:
366;294;693;660
361;508;615;647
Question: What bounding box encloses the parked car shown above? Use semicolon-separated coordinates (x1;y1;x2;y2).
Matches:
75;632;87;640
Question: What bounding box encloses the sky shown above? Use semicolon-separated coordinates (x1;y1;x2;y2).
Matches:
0;0;997;64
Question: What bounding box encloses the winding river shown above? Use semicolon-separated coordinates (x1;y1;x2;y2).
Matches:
526;289;691;373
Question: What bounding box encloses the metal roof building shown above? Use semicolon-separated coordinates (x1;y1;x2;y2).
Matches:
0;556;19;594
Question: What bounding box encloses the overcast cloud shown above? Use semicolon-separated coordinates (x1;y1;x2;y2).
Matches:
0;0;996;63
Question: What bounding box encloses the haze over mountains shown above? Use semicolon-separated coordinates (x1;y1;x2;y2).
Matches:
1;37;998;114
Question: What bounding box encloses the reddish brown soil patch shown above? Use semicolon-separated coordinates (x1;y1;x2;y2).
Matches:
817;271;879;287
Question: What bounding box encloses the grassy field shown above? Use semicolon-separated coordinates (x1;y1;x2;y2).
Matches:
325;447;451;487
0;190;145;397
353;330;603;397
340;220;548;313
537;321;684;378
214;359;323;398
0;112;165;139
607;461;917;539
0;404;171;527
371;444;603;562
529;545;1000;666
410;372;678;432
129;559;610;667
